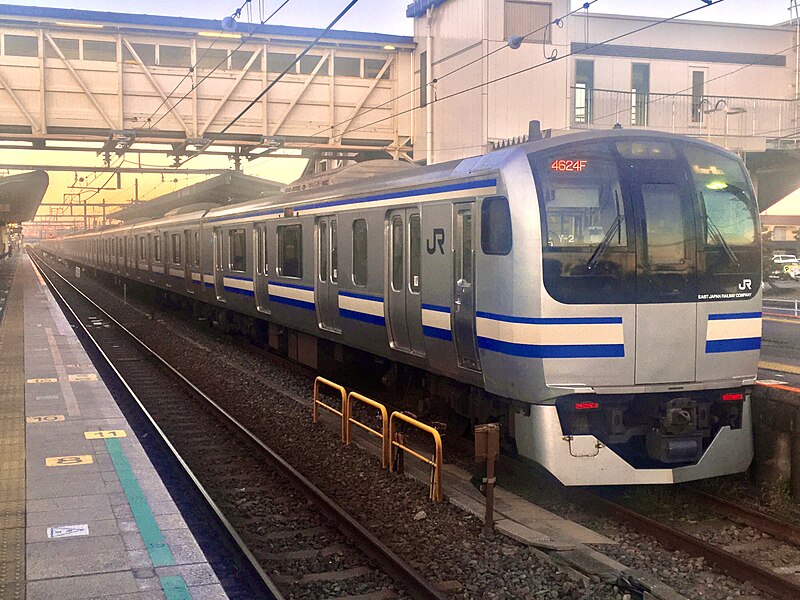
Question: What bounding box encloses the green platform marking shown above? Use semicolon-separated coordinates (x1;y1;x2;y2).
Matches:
159;575;192;599
104;437;191;599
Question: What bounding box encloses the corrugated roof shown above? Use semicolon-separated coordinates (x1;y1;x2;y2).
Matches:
0;170;48;224
0;4;414;45
110;172;282;222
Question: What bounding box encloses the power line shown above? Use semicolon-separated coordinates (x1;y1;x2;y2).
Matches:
177;0;362;167
145;0;292;131
305;0;600;143
338;0;726;143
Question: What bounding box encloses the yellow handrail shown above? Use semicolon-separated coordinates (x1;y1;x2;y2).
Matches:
346;392;389;469
313;376;347;443
389;412;443;502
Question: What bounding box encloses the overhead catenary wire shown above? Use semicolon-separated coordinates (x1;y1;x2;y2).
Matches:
303;0;600;143
145;0;293;131
331;0;726;143
177;0;362;168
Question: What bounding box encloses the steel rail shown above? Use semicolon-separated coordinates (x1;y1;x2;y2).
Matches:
589;493;800;600
690;489;800;549
31;251;448;600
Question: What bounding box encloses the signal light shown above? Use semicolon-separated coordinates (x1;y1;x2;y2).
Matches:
574;401;600;410
722;392;743;401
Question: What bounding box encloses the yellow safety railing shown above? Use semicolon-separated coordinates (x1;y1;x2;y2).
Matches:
346;392;389;469
389;412;444;502
313;377;347;443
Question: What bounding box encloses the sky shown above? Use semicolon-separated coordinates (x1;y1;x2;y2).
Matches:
7;0;797;228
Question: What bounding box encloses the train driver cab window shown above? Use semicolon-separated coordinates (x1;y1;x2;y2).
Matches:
277;224;302;278
171;234;181;265
229;228;246;272
530;142;634;304
352;219;368;286
153;234;162;263
481;196;512;255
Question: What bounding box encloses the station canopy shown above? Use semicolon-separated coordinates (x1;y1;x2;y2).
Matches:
111;172;283;222
0;171;48;225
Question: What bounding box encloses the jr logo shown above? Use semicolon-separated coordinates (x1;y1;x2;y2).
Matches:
426;228;445;254
738;278;752;291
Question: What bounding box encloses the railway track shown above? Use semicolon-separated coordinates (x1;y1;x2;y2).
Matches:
32;252;447;600
588;489;800;600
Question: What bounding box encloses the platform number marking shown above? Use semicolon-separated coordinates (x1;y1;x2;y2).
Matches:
45;455;94;467
84;430;126;440
68;373;98;382
47;524;89;539
26;415;65;424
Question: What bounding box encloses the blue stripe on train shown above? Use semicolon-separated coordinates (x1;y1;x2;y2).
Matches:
705;337;761;353
269;295;315;310
475;312;622;325
708;312;762;321
423;326;452;341
224;286;255;297
340;308;386;326
478;337;625;358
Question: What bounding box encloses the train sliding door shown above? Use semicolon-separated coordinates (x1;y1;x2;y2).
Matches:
212;228;226;302
386;209;425;356
315;216;340;332
253;223;270;314
453;203;480;371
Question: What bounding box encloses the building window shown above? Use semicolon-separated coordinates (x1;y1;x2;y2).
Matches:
504;1;552;44
197;47;229;70
364;58;390;79
5;34;38;57
631;63;650;126
267;52;296;73
231;50;256;71
299;54;327;74
481;196;513;255
574;60;594;124
691;70;705;123
229;228;246;272
277;225;302;278
159;45;191;68
419;51;427;108
171;233;181;265
83;40;116;62
352;219;368;286
45;37;79;59
334;56;360;77
123;43;156;65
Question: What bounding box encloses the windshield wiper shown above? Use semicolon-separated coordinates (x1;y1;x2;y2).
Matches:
587;192;622;270
705;214;740;267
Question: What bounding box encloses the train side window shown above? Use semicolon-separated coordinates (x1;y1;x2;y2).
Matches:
153;235;162;263
171;233;181;265
229;228;246;272
330;219;338;283
391;216;404;292
277;224;302;278
481;196;512;255
319;221;328;281
409;214;421;292
352;219;368;286
193;232;201;267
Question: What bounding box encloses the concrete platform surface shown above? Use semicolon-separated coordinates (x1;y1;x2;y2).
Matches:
0;254;230;600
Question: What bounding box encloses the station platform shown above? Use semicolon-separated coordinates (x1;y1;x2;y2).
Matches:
0;253;231;600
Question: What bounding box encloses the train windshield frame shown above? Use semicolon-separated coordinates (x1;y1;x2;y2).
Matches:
529;137;760;305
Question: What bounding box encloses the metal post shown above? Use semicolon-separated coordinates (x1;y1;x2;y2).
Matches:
474;423;500;532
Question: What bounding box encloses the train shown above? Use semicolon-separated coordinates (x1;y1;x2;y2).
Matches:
41;129;762;486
